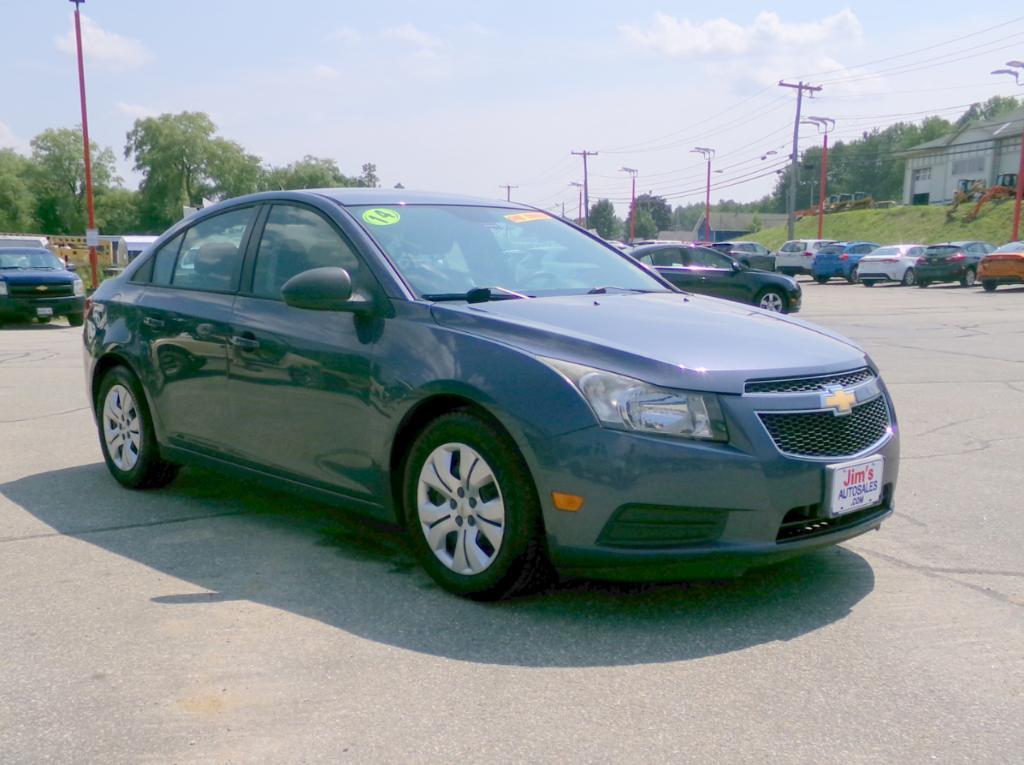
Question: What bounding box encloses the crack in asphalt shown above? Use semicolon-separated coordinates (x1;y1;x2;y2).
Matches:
902;434;1024;460
0;510;255;544
871;339;1024;366
0;406;90;424
857;548;1022;607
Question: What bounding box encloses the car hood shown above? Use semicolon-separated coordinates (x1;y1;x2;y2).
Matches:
431;292;867;394
0;269;78;285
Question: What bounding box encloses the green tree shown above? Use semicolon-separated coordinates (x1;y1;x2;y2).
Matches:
0;149;38;232
954;95;1021;129
633;193;672;232
357;162;379;188
94;188;143;233
265;155;353;190
633;207;658;239
588;199;621;239
29;127;118;234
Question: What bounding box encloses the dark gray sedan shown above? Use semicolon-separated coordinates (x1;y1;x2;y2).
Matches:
83;189;898;599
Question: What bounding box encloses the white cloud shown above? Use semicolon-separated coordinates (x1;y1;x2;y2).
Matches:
311;64;340;79
0;122;30;154
116;102;158;119
55;13;151;70
331;27;361;45
621;10;862;57
382;23;444;57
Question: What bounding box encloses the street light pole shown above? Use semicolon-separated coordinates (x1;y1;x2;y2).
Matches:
569;182;583;226
994;63;1024;240
70;0;98;290
804;116;834;240
690;147;714;241
620;167;638;242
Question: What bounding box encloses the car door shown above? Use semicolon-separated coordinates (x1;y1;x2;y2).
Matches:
646;247;697;291
227;202;383;499
686;246;748;302
136;205;257;454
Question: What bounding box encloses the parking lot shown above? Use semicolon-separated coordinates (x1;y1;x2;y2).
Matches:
1;281;1022;763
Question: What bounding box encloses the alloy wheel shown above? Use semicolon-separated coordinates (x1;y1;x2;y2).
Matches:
758;291;785;312
416;442;505;575
102;384;141;471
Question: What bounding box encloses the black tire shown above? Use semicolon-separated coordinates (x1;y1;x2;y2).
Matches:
402;410;550;600
67;312;84;327
96;366;179;489
815;276;829;284
754;288;788;313
901;268;916;287
960;268;976;287
37;316;51;324
862;279;876;287
917;281;930;288
846;267;859;284
982;280;998;292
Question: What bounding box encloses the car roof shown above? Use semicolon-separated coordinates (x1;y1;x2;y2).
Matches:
0;246;53;255
309;188;528;208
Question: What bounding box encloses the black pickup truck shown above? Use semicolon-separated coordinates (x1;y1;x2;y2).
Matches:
0;247;86;326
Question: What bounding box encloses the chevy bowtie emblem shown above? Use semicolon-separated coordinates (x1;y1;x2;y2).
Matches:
822;385;856;416
35;285;48;292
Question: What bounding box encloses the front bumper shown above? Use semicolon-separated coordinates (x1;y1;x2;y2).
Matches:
527;386;899;580
0;294;85;320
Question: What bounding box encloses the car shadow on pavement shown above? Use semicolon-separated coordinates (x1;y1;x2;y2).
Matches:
1;463;876;668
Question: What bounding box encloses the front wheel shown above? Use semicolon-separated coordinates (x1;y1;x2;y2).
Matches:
862;279;876;287
814;276;829;284
403;411;550;600
755;289;787;313
96;366;179;489
917;280;930;288
982;280;998;292
67;312;84;327
960;268;976;287
901;268;916;287
846;267;859;284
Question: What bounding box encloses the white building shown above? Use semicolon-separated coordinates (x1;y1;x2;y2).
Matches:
901;107;1023;205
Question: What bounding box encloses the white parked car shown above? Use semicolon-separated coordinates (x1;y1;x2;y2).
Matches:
857;244;927;287
776;239;836;276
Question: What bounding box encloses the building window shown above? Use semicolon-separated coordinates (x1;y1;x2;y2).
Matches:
913;167;931;181
951;156;985;175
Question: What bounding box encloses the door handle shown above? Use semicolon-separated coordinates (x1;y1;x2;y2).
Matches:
229;334;260;352
142;316;165;329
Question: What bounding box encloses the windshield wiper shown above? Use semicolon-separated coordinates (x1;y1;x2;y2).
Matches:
422;286;530;303
586;286;657;294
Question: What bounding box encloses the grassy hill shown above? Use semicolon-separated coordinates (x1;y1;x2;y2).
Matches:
747;200;1018;249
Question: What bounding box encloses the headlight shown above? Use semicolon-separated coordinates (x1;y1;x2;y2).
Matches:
0;280;7;296
541;357;728;441
73;278;84;297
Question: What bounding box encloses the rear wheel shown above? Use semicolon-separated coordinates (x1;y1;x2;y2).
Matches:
917;280;930;288
96;366;179;489
901;268;916;287
815;276;829;284
755;289;787;313
67;312;84;327
960;268;977;287
846;267;859;284
403;411;550;600
862;279;876;287
37;316;51;324
982;280;998;292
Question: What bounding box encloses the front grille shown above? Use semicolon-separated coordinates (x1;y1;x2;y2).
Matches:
745;368;873;394
759;396;891;458
597;504;727;549
8;283;74;298
776;486;892;542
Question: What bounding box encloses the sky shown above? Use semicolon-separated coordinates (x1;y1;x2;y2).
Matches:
2;1;1023;220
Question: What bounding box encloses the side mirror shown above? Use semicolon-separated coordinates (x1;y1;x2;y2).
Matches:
731;260;745;273
281;267;372;313
66;262;78;272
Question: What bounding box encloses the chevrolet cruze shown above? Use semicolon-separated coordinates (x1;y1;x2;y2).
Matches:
83;189;899;599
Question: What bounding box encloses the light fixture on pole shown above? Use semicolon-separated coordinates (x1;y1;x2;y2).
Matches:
690;147;715;241
803;116;835;239
69;0;99;290
993;62;1024;240
620;167;638;242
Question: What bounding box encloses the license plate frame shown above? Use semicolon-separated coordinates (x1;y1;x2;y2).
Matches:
826;455;884;517
36;307;54;317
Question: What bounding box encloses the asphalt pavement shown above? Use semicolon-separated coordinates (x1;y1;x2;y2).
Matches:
1;281;1022;764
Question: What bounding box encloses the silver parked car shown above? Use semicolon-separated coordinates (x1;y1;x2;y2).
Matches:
857;245;927;287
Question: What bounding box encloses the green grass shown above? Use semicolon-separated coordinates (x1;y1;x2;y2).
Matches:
746;199;1018;250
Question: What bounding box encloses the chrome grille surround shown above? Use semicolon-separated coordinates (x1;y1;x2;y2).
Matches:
745;368;874;395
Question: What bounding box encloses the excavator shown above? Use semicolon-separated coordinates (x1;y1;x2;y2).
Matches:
965;173;1019;222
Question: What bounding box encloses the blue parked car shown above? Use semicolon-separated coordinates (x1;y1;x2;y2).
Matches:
83;189;899;599
812;241;880;284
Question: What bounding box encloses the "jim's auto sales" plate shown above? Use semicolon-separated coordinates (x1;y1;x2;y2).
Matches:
826;455;884;517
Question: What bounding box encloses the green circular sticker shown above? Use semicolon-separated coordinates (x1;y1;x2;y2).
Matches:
362;208;401;226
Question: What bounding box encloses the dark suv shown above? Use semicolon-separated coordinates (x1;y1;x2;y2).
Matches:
0;247;86;326
915;241;995;288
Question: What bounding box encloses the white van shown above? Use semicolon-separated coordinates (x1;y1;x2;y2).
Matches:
0;235;49;249
776;239;836;276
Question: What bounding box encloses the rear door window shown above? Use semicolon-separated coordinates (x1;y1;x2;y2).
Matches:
150;233;184;285
171;207;256;292
780;241;804;253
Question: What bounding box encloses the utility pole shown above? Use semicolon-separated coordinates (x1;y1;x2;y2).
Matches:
569;182;583;226
992;63;1024;239
620;167;638;242
498;184;518;202
571;150;598;228
779;80;822;240
70;0;98;290
690;148;715;241
804;116;835;239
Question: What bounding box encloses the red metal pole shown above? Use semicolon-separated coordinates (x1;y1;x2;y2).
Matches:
72;2;99;290
629;174;636;241
1014;125;1024;241
817;131;828;239
704;158;711;241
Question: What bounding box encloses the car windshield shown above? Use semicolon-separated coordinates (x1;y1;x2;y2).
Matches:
993;242;1024;254
0;248;64;270
349;204;668;299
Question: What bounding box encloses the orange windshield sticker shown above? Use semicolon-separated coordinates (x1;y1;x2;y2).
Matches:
504;212;550;223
